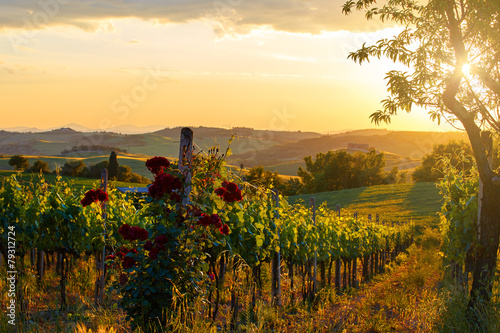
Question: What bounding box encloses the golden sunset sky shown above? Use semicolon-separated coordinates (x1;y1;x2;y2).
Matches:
0;0;452;133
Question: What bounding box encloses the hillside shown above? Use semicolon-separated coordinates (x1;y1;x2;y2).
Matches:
229;130;468;174
0;126;468;176
289;181;441;227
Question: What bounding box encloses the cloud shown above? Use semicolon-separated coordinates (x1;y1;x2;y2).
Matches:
0;0;392;35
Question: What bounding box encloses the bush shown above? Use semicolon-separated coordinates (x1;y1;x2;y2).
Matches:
61;160;86;177
28;160;50;174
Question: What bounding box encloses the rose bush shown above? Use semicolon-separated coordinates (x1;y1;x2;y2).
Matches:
108;150;241;330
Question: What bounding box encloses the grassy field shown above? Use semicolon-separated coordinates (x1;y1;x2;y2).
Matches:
0;170;149;190
0;154;155;178
289;182;442;227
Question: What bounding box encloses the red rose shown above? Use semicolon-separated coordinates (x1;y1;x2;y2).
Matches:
215;181;242;203
154;235;168;244
146;156;171;175
144;241;154;251
119;224;131;237
210;214;222;228
149;247;160;259
122;256;136;269
219;224;230;235
119;273;128;285
81;188;108;207
119;224;148;241
148;173;183;200
214;187;226;196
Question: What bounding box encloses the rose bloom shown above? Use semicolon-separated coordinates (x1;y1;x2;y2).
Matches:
122;256;136;269
219;224;230;235
81;188;108;207
215;181;242;203
146;156;171;175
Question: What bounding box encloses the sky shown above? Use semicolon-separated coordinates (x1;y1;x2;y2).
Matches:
0;0;454;133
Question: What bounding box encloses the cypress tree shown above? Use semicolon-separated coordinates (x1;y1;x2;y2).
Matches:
108;151;119;180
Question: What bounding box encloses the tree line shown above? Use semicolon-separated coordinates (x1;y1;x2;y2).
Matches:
61;144;128;154
245;148;407;196
244;141;484;196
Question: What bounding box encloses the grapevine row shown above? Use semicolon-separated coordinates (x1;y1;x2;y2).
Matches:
0;151;414;328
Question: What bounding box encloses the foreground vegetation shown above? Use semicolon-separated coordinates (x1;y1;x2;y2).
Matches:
1;165;498;332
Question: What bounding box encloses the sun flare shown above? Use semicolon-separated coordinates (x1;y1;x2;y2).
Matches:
461;63;471;76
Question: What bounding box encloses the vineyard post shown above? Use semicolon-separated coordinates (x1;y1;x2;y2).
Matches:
271;189;282;307
97;168;108;306
178;128;193;205
309;197;317;295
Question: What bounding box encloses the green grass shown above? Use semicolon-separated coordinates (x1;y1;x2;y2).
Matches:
289;182;442;226
0;170;149;191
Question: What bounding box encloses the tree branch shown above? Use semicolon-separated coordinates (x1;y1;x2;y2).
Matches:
443;0;493;186
473;67;500;97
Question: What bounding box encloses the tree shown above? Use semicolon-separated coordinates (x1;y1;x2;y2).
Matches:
412;140;473;182
28;160;50;174
343;0;500;309
298;149;387;193
117;165;149;184
108;151;119;180
84;161;109;179
61;161;86;177
245;166;284;189
9;155;29;171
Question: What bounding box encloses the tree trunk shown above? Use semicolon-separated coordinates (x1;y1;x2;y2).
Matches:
468;183;500;308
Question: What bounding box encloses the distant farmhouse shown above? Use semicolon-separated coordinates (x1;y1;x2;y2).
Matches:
347;143;370;151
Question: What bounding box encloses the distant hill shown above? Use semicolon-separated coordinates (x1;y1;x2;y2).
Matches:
229;130;468;174
0;126;468;176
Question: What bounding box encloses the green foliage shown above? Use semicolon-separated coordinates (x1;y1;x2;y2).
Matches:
437;153;478;266
28;159;50;174
245;165;283;189
413;141;473;182
0;145;416;331
83;160;109;179
244;165;302;196
8;155;29;171
117;165;149;184
297;149;390;193
61;160;87;177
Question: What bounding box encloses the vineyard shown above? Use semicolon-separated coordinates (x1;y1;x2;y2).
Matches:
0;130;497;332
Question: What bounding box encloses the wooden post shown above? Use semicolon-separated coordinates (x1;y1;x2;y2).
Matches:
179;128;193;205
336;204;341;218
309;197;317;295
335;258;341;291
271;190;282;307
96;168;108;306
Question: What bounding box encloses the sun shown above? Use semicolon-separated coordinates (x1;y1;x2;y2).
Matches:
461;63;471;76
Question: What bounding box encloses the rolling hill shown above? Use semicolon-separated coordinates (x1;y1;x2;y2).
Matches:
0;126;468;177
